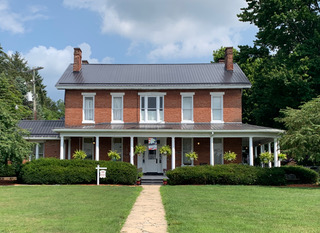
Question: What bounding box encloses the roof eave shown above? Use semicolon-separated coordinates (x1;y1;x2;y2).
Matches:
55;84;252;90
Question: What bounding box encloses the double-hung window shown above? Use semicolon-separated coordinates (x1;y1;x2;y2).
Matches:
139;92;166;123
211;92;224;123
82;93;96;123
111;93;124;123
181;92;194;123
182;138;193;166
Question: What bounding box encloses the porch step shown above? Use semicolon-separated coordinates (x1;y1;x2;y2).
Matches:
141;175;167;185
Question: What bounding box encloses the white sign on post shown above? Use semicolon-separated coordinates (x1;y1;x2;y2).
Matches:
96;164;107;185
100;170;106;178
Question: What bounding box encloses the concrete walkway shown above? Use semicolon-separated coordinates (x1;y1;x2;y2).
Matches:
121;185;167;233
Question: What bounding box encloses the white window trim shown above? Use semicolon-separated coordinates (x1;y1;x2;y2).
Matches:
112;137;123;161
210;92;224;123
181;138;194;166
82;93;96;124
139;93;166;123
181;92;194;123
110;93;125;123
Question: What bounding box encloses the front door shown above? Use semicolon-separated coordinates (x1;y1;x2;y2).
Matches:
138;138;166;174
112;138;123;161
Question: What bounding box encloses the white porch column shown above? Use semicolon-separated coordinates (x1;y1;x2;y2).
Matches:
260;144;265;153
249;137;254;166
210;135;214;166
35;143;39;159
254;146;258;158
130;136;134;165
95;136;99;161
274;138;279;167
268;142;272;168
171;137;175;170
60;136;64;160
277;142;281;167
68;138;71;160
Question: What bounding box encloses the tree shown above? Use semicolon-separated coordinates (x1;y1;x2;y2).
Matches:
278;96;320;164
0;73;32;170
238;0;320;97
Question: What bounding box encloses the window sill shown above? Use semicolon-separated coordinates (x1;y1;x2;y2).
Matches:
82;120;95;124
139;121;165;124
211;120;224;123
111;121;124;124
181;120;194;124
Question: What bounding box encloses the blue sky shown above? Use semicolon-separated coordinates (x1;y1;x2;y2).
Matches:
0;0;257;100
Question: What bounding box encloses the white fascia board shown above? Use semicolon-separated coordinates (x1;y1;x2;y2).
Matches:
56;84;252;90
54;128;283;135
24;137;60;140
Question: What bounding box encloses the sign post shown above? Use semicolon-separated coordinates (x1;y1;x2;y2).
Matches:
96;164;107;185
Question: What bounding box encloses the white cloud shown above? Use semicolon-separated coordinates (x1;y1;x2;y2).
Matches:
63;0;253;61
21;43;112;101
0;0;24;33
0;0;47;34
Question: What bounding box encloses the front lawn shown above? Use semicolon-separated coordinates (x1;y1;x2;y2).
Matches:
161;185;320;233
0;185;141;233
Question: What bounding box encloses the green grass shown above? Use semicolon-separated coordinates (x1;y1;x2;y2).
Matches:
161;185;320;233
0;185;142;233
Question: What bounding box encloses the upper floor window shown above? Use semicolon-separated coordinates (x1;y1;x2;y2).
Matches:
111;93;124;123
139;92;166;123
181;92;194;123
82;93;96;123
211;92;224;123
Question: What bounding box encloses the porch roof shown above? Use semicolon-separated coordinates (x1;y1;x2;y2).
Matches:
19;120;64;139
54;122;283;135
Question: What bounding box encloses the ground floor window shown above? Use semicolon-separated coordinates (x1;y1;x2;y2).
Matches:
83;137;94;160
182;138;193;165
31;143;44;160
214;138;223;164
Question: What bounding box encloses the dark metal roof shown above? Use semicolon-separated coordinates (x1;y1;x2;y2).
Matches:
55;123;282;133
56;63;251;88
18;120;64;138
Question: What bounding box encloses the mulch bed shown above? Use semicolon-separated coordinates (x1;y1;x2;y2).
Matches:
280;184;320;188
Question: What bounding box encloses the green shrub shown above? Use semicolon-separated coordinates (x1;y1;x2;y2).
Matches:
166;164;260;185
0;165;16;177
257;167;286;186
72;149;87;160
19;158;137;185
166;164;318;186
282;166;319;184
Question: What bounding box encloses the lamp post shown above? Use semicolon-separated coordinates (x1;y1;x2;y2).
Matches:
27;66;44;120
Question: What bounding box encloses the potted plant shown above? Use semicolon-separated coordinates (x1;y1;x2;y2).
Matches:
185;151;198;161
134;144;147;156
72;149;87;160
259;152;273;167
107;150;121;161
163;178;168;185
224;151;237;162
278;153;287;161
159;145;172;156
136;178;141;185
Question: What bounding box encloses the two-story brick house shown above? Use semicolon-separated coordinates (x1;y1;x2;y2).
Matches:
20;47;282;173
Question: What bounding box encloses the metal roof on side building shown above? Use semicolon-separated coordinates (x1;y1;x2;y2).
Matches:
18;120;64;138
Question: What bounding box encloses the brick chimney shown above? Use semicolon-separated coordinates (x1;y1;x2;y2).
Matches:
224;47;233;71
73;48;82;72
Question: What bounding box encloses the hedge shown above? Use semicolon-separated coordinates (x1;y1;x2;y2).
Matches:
18;158;137;185
0;165;16;177
166;164;319;186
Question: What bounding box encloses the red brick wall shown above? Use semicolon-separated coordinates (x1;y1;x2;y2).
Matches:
224;138;243;164
64;89;242;126
44;140;60;158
